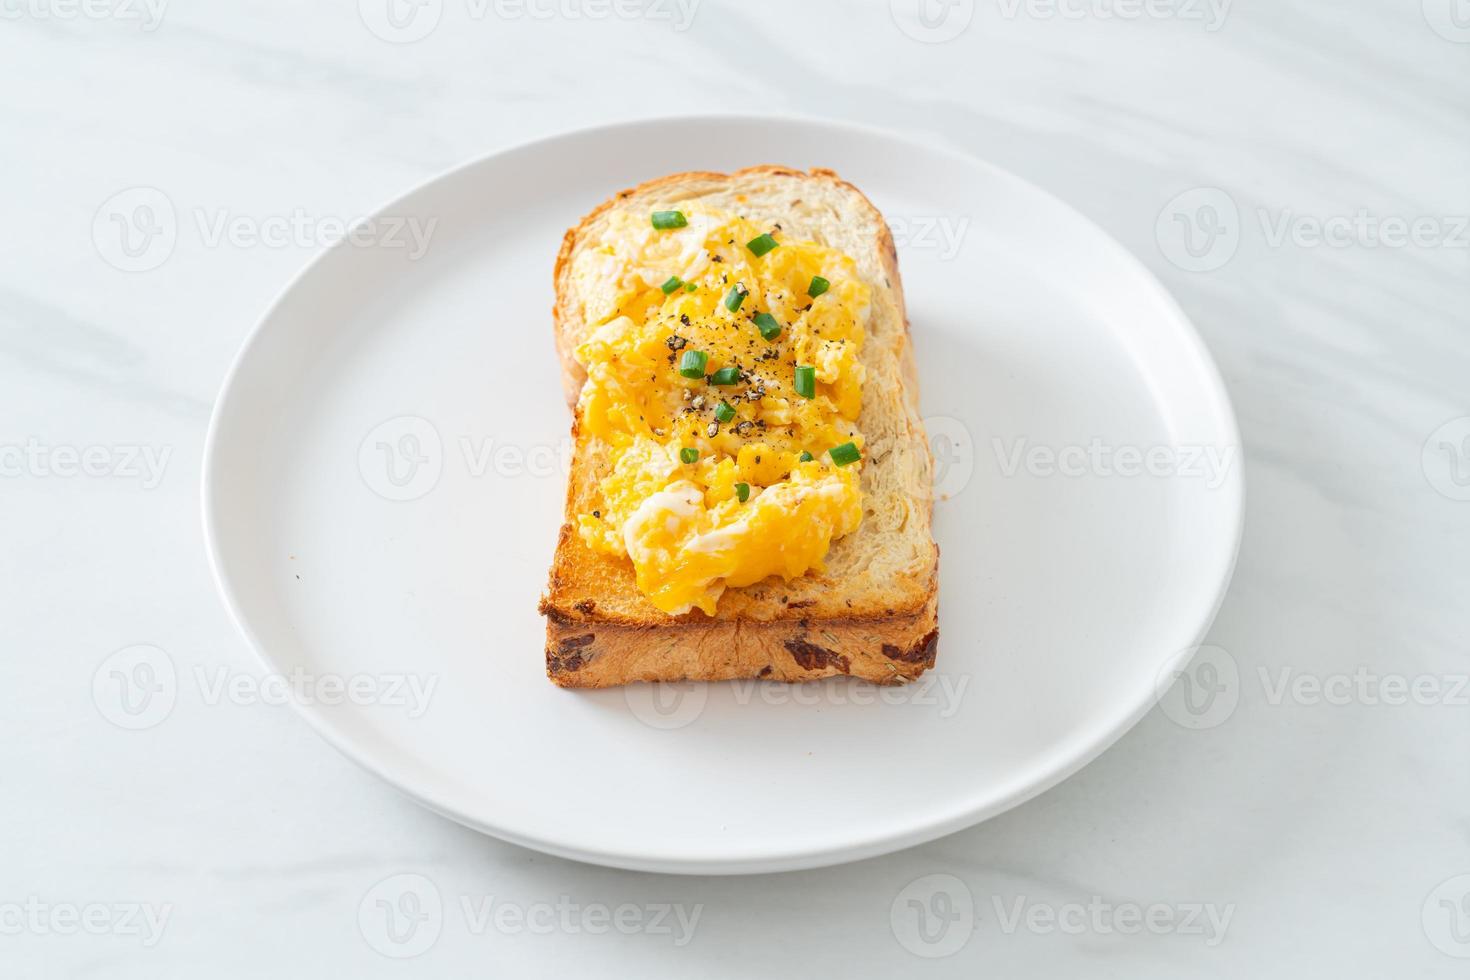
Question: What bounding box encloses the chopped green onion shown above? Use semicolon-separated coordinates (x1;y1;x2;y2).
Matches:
798;451;814;462
793;364;816;399
684;282;698;292
746;233;779;257
828;442;861;466
679;447;699;464
678;350;708;378
651;210;687;230
710;366;741;386
714;401;736;423
808;275;830;298
723;283;749;312
660;276;683;295
753;312;781;341
735;482;750;502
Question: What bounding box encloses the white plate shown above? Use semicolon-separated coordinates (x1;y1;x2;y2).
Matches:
203;116;1242;875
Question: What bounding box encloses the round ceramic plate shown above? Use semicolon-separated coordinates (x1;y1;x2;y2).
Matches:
203;116;1242;875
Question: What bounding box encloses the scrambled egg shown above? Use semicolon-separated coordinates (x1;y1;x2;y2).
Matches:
569;202;869;615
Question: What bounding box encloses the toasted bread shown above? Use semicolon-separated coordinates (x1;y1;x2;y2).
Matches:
540;166;939;687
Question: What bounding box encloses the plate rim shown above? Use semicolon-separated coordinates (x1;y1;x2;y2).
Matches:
201;112;1245;875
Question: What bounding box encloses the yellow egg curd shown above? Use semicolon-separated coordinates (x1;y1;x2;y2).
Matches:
568;202;868;615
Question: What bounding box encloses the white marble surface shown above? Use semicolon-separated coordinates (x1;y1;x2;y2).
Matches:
4;0;1468;975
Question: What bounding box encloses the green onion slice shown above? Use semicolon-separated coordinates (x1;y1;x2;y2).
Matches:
828;442;861;466
735;482;750;502
793;364;816;399
798;450;814;462
807;275;830;298
746;233;779;257
651;210;688;230
679;447;699;464
753;312;781;341
723;283;749;312
678;350;708;378
710;366;741;386
660;276;683;295
684;282;698;292
714;401;736;423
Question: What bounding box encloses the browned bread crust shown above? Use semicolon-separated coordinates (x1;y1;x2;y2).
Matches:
541;166;939;687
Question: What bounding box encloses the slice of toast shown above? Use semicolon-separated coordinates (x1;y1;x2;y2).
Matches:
540;166;939;687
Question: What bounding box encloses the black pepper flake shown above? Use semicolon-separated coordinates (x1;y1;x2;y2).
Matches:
592;510;601;518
